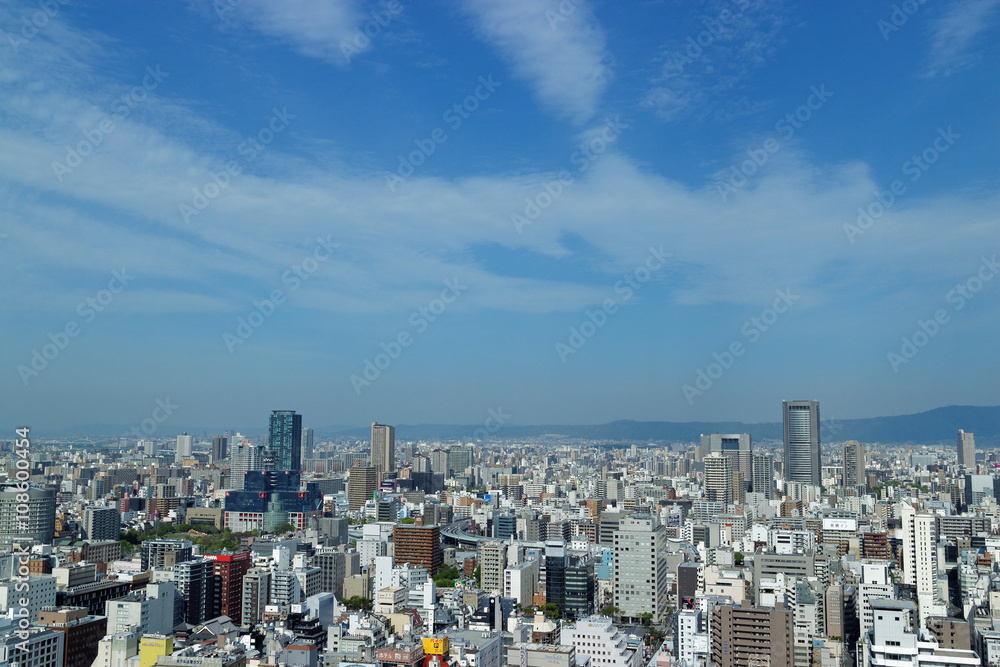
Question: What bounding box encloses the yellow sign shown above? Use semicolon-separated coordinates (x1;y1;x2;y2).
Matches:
422;637;449;655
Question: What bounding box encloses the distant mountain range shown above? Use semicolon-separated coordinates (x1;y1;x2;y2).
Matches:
28;405;1000;446
318;405;1000;445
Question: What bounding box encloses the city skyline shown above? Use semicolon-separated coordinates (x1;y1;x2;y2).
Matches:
1;1;998;430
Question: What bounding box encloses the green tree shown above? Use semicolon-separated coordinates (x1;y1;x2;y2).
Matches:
343;596;372;611
601;605;619;617
640;612;653;626
734;552;744;565
399;517;415;524
542;602;560;619
271;522;296;534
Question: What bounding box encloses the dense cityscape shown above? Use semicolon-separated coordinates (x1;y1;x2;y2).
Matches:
1;402;999;667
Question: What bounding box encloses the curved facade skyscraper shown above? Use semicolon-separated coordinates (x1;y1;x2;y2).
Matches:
782;400;820;485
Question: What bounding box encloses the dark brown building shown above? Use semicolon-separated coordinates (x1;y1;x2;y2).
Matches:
711;604;794;667
862;532;892;560
38;607;107;667
210;550;251;625
393;524;442;575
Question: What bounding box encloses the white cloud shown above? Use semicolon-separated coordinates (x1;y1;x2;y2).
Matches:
463;0;610;124
220;0;373;66
925;0;1000;77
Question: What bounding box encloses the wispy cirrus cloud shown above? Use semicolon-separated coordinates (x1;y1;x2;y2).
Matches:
462;0;611;125
642;0;787;123
924;0;1000;77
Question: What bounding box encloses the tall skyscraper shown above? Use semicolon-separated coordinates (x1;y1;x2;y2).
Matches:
211;435;228;463
82;505;120;541
700;433;752;478
268;410;302;472
782;400;821;485
229;436;262;490
752;453;774;499
957;429;975;468
710;604;794;667
0;482;56;548
175;433;193;464
301;428;314;466
613;514;668;623
370;423;395;474
843;440;865;490
703;453;733;505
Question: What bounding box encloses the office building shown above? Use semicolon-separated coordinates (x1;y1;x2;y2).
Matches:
843;440;865;490
782;400;821;485
864;600;978;667
140;538;193;570
560;616;639;667
174;558;212;625
229;437;263;490
268;410;302;472
702;433;752;478
38;607;107;667
0;481;56;548
710;604;794;667
242;569;271;627
447;446;474;477
301;428;314;465
479;542;507;594
103;582;175;635
175;433;193;464
208;551;251;625
82;506;120;542
393;524;442;575
0;574;56;622
211;435;228;462
0;627;65;667
613;514;667;623
348;463;379;511
704;453;733;505
371;423;395;474
957;429;975;468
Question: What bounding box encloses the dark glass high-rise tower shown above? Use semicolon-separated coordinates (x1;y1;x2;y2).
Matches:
268;410;302;472
782;400;820;485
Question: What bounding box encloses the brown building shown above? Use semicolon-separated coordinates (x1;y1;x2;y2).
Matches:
711;605;794;667
28;556;52;574
925;617;971;650
348;464;379;511
38;607;107;667
393;524;442;575
209;550;251;625
862;532;892;560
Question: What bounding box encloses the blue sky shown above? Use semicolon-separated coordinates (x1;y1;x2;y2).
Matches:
1;0;998;434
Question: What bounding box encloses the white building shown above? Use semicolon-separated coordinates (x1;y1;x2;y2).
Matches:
614;514;667;623
859;562;896;638
504;559;538;606
561;616;639;667
104;582;176;635
863;599;978;667
674;609;706;667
